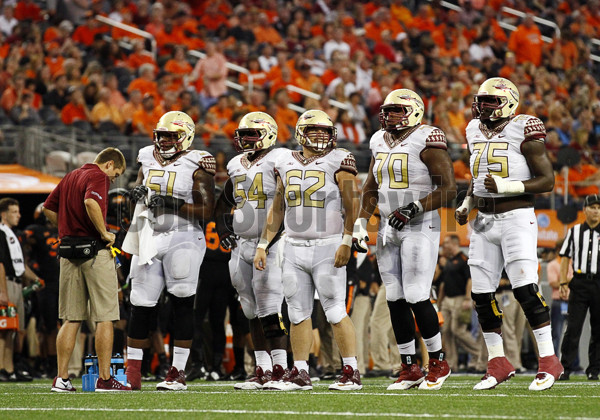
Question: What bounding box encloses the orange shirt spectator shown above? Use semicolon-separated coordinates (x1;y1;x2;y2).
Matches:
253;13;285;47
208;97;233;127
131;95;164;137
569;163;600;197
61;89;90;125
453;158;472;182
72;20;108;47
508;16;543;66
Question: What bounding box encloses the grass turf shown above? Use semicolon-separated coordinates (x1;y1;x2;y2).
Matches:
1;374;598;419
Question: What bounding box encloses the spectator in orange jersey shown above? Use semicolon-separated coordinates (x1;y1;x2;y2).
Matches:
144;2;165;37
498;51;517;80
408;4;437;33
111;8;145;42
44;20;73;44
272;89;297;144
265;100;290;144
173;10;204;51
61;87;91;125
124;39;158;74
127;63;158;99
154;18;185;58
131;93;164;137
208;94;233;127
44;42;64;78
198;3;228;33
294;61;321;93
569;161;600;198
222;110;245;140
239;56;267;89
164;46;193;91
189;40;228;109
72;14;108;47
197;111;226;147
161;90;180;113
482;6;508;43
508;14;543;66
253;12;286;50
121;89;142;130
0;71;26;114
269;65;301;104
245;89;267;113
90;87;125;132
390;0;413;25
548;29;578;71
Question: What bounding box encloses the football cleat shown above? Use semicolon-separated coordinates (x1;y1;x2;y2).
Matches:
234;366;271;390
529;355;563;391
418;359;451;390
51;376;76;392
387;363;425;390
329;365;363;391
268;366;312;391
125;359;142;390
95;376;132;392
263;364;288;389
473;357;516;390
156;366;187;391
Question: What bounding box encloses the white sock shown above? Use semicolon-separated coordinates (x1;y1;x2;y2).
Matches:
423;333;442;353
270;349;287;368
127;346;143;361
294;360;309;372
172;347;190;371
255;350;272;371
483;332;505;360
533;325;555;358
397;340;416;355
342;357;358;370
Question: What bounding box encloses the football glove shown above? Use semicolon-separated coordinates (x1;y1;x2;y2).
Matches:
148;194;185;211
388;201;423;231
130;185;148;202
351;218;369;253
220;232;238;250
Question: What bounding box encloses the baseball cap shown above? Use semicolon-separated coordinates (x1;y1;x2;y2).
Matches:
584;194;600;207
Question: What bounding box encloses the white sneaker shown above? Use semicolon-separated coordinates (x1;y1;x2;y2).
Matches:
51;376;76;392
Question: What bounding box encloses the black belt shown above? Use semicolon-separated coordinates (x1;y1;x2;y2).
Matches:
474;194;534;213
6;276;20;283
574;273;600;281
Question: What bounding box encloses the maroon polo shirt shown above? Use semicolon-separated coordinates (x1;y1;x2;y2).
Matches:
44;163;110;240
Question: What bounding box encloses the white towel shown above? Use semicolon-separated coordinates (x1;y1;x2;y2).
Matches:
122;201;157;265
0;223;25;276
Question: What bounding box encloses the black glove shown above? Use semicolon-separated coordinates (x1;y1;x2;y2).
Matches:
220;231;238;250
130;185;148;202
388;202;421;231
148;195;186;211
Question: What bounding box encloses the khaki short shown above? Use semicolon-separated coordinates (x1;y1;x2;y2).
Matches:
7;279;25;330
59;249;119;322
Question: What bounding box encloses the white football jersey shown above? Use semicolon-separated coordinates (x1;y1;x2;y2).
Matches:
275;148;357;240
369;125;447;218
138;145;216;232
227;148;286;239
466;114;546;198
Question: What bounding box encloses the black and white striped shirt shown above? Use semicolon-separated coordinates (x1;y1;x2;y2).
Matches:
559;222;600;275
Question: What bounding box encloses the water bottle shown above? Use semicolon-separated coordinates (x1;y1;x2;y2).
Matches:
0;306;6;317
111;353;127;385
7;304;16;318
82;355;99;392
22;278;45;299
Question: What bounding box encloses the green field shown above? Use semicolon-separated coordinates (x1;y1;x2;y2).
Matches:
1;375;598;419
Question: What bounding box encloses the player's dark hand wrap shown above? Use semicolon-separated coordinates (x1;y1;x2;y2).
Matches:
130;185;148;202
148;194;185;211
220;231;238;250
388;202;420;231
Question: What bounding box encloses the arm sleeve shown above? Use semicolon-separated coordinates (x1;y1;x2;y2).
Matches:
43;181;61;212
558;228;573;258
84;173;109;206
198;154;216;176
339;152;358;175
523;116;546;143
424;127;448;150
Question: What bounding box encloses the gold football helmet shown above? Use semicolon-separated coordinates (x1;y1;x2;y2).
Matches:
153;111;195;158
379;88;425;131
472;77;519;121
233;112;278;153
295;109;337;151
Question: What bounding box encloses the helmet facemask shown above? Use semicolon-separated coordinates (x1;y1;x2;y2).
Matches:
472;95;508;121
233;128;267;153
234;112;278;154
153;129;187;158
379;104;414;131
298;125;337;151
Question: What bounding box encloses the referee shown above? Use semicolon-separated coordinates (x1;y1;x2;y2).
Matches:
558;194;600;381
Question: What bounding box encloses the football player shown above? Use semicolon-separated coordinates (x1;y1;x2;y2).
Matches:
455;77;563;391
352;89;456;390
254;110;362;391
124;111;215;391
214;112;289;390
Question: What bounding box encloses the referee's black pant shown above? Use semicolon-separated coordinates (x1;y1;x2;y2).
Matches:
560;276;600;376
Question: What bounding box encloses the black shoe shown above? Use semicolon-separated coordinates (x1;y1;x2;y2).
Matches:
15;369;33;382
186;364;208;381
587;372;599;381
309;365;322;380
224;368;246;381
322;370;338;380
365;369;391;378
558;370;571;381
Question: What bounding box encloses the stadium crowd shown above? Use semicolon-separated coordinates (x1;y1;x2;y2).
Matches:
1;0;600;383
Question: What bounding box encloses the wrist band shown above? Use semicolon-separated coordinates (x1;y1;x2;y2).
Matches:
560;283;568;286
414;200;424;213
257;238;269;250
342;234;353;247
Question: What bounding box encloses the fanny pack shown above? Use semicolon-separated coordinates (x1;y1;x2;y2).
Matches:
58;237;99;260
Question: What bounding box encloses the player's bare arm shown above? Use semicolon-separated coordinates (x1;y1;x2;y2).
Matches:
455;180;474;226
335;170;359;268
352;157;378;252
186;169;215;221
421;147;457;211
254;176;284;271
